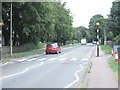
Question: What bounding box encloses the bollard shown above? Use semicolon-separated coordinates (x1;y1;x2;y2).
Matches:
115;51;119;63
113;45;120;62
111;49;114;56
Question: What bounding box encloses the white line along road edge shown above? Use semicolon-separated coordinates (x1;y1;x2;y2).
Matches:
65;64;83;88
0;62;44;80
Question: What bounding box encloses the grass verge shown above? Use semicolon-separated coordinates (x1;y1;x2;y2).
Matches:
3;43;80;59
108;56;118;80
100;45;112;54
101;45;118;80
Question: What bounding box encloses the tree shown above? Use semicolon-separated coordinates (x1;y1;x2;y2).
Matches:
2;2;74;46
74;26;88;43
108;1;120;45
88;14;108;44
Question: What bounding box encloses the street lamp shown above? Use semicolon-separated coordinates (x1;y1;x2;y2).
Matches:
95;21;100;57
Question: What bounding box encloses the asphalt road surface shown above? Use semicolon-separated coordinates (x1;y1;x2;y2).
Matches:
1;44;95;88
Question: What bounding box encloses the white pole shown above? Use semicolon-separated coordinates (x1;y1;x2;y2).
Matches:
10;3;13;56
0;1;2;60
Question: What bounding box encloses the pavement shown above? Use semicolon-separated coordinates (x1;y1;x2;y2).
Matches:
86;47;118;88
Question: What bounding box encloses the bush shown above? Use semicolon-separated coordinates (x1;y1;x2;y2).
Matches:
24;42;45;51
100;45;112;54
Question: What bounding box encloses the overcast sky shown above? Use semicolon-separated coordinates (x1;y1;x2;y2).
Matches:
62;0;114;28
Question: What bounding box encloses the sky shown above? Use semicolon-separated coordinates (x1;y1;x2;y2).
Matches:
62;0;114;28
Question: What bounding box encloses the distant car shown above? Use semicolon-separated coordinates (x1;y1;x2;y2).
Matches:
45;43;61;54
81;39;86;45
93;41;97;44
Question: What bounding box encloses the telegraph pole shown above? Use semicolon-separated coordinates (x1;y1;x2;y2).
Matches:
95;21;100;57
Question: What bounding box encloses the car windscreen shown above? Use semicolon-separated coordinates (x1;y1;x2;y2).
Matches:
47;44;57;47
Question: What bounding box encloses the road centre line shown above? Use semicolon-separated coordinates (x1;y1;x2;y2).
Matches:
65;64;83;88
0;62;44;80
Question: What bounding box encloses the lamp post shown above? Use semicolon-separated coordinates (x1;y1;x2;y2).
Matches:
96;21;100;57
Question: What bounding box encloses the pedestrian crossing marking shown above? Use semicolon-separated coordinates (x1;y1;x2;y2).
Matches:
38;58;46;61
70;58;77;61
58;58;67;61
48;58;57;61
18;58;27;62
28;58;37;61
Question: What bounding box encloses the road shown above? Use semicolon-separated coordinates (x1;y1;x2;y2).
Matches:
1;44;95;88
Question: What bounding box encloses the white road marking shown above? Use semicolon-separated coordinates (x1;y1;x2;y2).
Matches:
0;62;44;80
48;58;57;61
70;58;77;61
58;58;66;61
82;58;89;62
65;64;83;88
38;58;46;61
27;58;37;62
1;63;9;66
0;68;28;80
17;58;27;62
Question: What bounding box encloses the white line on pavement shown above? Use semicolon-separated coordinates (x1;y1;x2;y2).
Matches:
65;64;83;88
27;58;37;62
17;58;27;62
0;62;44;80
82;58;89;62
70;58;78;61
48;58;57;61
58;58;67;61
38;58;46;61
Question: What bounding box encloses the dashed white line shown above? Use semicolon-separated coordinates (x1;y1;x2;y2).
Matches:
58;58;67;61
38;58;46;61
82;58;89;62
0;62;44;80
27;58;37;62
65;64;83;88
70;58;77;61
48;58;57;61
17;58;27;62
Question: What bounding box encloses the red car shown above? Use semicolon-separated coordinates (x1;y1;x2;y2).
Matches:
45;43;61;54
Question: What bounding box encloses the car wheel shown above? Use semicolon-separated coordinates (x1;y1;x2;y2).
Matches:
56;51;59;54
46;52;49;55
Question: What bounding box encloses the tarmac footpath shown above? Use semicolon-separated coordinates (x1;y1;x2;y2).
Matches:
87;47;118;89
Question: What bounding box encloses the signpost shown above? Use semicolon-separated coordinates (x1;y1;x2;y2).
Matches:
95;21;100;57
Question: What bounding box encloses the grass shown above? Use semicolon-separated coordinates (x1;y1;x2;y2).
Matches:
61;43;80;48
100;45;112;54
101;45;118;80
4;43;79;59
5;49;45;59
108;56;118;80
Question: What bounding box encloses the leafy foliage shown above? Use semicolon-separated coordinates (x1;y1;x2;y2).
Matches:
108;1;120;45
2;2;74;46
